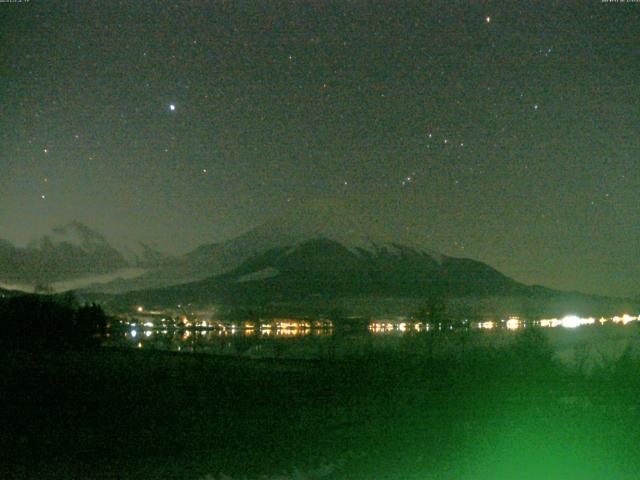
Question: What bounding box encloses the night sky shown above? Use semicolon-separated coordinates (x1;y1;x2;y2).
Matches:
2;1;639;297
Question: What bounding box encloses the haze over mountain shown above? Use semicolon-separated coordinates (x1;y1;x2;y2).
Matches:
0;222;170;292
77;203;635;316
2;206;636;317
84;201;442;294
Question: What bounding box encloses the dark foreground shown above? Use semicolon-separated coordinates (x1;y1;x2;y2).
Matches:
3;332;640;479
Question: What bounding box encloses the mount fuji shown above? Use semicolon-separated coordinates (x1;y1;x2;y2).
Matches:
104;203;554;309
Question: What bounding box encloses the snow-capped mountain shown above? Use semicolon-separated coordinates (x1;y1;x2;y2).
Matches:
97;202;546;307
87;201;442;293
0;222;170;292
6;209;632;315
113;235;531;308
194;201;440;259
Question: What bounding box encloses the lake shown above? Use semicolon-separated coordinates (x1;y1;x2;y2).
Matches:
104;314;640;369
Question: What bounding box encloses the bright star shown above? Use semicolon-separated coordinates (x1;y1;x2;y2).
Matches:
485;16;491;23
169;104;176;111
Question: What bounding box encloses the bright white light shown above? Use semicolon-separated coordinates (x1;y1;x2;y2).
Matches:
561;315;581;328
169;104;176;111
621;314;635;324
506;318;520;330
131;329;138;338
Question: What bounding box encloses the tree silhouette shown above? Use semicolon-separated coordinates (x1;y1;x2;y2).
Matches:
0;294;107;349
415;293;447;328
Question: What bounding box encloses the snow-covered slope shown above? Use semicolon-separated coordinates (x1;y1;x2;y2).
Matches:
185;201;441;273
112;235;532;308
0;222;170;293
89;202;443;293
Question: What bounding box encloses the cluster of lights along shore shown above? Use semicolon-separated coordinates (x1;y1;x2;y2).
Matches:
370;314;639;334
126;306;639;337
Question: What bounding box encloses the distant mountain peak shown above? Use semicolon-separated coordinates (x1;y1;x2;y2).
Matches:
84;201;445;294
44;221;111;252
0;222;172;292
238;201;439;258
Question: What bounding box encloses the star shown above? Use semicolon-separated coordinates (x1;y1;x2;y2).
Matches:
534;104;539;110
169;104;176;111
485;16;491;23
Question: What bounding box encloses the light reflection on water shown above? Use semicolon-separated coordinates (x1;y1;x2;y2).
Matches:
106;326;337;357
104;313;639;359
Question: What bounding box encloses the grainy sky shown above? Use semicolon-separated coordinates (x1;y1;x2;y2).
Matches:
1;1;639;296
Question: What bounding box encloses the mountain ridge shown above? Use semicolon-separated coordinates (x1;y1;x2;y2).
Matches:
0;222;170;291
110;237;536;307
103;236;638;318
85;202;443;293
2;210;635;318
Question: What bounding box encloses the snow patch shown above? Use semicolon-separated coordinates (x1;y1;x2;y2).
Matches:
0;281;33;293
232;202;441;259
52;268;147;291
234;267;279;283
0;268;147;293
